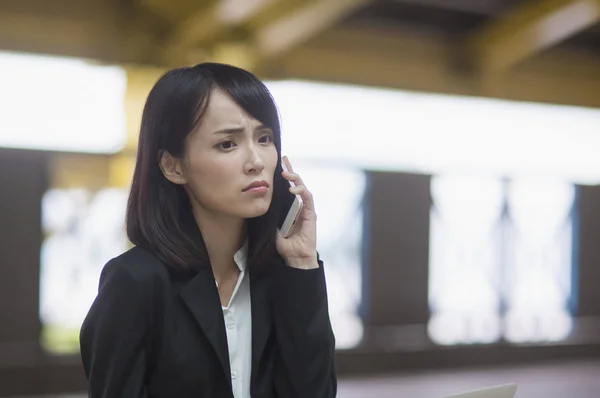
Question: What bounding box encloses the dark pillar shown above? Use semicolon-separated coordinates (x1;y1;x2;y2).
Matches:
362;171;431;328
576;185;600;318
0;148;48;393
0;149;48;349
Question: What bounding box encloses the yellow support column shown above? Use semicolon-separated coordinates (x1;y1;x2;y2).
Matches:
108;65;166;189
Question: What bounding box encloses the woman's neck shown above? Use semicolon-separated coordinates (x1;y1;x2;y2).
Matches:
191;206;246;281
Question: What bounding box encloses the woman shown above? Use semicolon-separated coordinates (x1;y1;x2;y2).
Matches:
79;63;337;397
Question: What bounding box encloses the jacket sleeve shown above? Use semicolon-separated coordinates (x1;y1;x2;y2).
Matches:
80;258;151;398
272;259;337;398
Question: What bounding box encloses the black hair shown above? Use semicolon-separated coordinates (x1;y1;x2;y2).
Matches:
126;63;286;271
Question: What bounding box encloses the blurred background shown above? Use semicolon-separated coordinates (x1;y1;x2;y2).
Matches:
1;0;600;397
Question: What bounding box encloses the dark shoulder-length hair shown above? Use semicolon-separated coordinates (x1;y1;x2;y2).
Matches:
126;62;287;271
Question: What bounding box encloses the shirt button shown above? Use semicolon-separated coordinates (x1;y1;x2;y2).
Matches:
231;370;237;379
226;320;235;329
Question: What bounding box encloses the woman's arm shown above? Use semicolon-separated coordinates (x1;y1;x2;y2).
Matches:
272;260;337;398
273;158;337;397
80;257;151;398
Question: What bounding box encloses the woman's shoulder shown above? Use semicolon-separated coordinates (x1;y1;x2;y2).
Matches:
102;246;171;286
82;247;169;349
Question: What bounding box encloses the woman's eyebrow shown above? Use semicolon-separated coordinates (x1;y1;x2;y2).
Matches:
213;127;245;135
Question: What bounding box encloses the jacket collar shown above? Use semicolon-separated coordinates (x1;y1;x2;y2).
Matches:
179;265;231;385
178;251;273;387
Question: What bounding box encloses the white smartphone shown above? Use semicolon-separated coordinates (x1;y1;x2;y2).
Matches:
278;157;303;238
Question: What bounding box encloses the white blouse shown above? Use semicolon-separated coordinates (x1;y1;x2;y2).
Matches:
216;243;252;398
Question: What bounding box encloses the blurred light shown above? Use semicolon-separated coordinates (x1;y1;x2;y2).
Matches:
537;0;599;48
266;80;600;185
0;51;126;153
217;0;273;24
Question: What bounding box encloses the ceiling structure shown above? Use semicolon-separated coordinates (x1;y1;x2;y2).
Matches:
1;0;600;102
3;0;600;192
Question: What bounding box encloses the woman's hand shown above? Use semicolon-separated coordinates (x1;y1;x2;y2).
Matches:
275;157;319;270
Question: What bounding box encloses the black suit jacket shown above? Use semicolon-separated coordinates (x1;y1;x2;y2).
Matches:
80;246;337;397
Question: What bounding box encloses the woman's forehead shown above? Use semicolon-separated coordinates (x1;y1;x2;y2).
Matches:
200;89;261;131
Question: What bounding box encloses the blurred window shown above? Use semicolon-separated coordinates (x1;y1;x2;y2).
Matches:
0;51;126;153
428;176;576;345
40;188;129;353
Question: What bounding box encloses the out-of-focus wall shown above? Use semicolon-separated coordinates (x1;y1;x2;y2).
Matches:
277;28;600;109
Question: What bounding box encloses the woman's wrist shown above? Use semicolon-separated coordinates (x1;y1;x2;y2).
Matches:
283;256;319;270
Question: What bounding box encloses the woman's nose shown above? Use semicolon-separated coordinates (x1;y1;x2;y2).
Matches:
244;147;265;174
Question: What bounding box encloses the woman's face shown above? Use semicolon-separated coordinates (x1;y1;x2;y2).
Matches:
168;88;278;221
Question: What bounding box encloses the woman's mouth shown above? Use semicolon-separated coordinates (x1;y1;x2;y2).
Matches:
243;180;269;194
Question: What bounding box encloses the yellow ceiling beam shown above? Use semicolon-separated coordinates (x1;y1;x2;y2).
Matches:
162;0;373;69
138;0;205;24
469;0;600;75
168;0;282;49
254;0;370;58
0;10;119;59
160;0;283;66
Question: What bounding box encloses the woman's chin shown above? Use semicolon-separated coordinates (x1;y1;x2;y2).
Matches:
240;203;271;219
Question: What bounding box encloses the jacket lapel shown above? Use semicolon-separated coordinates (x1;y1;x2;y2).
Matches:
249;267;273;376
179;266;231;386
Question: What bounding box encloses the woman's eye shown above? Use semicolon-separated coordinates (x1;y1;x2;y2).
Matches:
259;134;273;144
218;140;236;150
